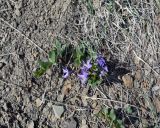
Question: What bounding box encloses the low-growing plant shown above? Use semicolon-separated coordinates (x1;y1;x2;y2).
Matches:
33;40;58;78
73;44;86;67
98;107;125;128
33;39;109;87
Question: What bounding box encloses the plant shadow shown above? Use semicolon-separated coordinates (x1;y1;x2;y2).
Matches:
104;59;130;84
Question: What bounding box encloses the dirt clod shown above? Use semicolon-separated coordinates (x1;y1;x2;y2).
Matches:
122;74;133;89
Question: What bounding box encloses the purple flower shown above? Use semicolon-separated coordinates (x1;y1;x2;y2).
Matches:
97;56;106;67
62;68;69;78
81;59;92;71
97;55;109;72
103;66;108;72
78;70;88;84
99;70;105;77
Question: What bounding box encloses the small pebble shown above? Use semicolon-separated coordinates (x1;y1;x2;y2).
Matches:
27;120;34;128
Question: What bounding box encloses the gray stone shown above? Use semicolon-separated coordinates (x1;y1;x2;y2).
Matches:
52;105;65;118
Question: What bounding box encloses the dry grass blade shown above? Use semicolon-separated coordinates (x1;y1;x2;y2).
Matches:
83;96;139;110
0;52;16;57
133;50;160;77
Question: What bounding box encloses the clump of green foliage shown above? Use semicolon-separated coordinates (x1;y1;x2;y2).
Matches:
33;39;70;78
33;39;109;87
98;107;125;128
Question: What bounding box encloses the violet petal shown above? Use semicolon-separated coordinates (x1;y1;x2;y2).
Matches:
81;59;92;71
62;68;69;78
103;66;108;72
97;56;106;67
78;70;88;84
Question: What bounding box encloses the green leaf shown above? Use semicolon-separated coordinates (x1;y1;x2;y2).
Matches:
55;39;62;56
102;108;109;116
74;46;84;66
38;61;53;69
97;107;125;128
125;105;132;114
88;72;102;87
109;109;116;121
117;120;125;128
88;48;97;60
33;68;46;78
89;79;102;87
61;44;67;52
49;50;56;64
91;64;98;71
117;120;122;124
33;61;52;78
74;58;81;66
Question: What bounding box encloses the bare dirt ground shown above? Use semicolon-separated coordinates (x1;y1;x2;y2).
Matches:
0;0;160;128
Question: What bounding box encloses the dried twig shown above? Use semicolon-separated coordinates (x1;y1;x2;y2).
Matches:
133;50;159;77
